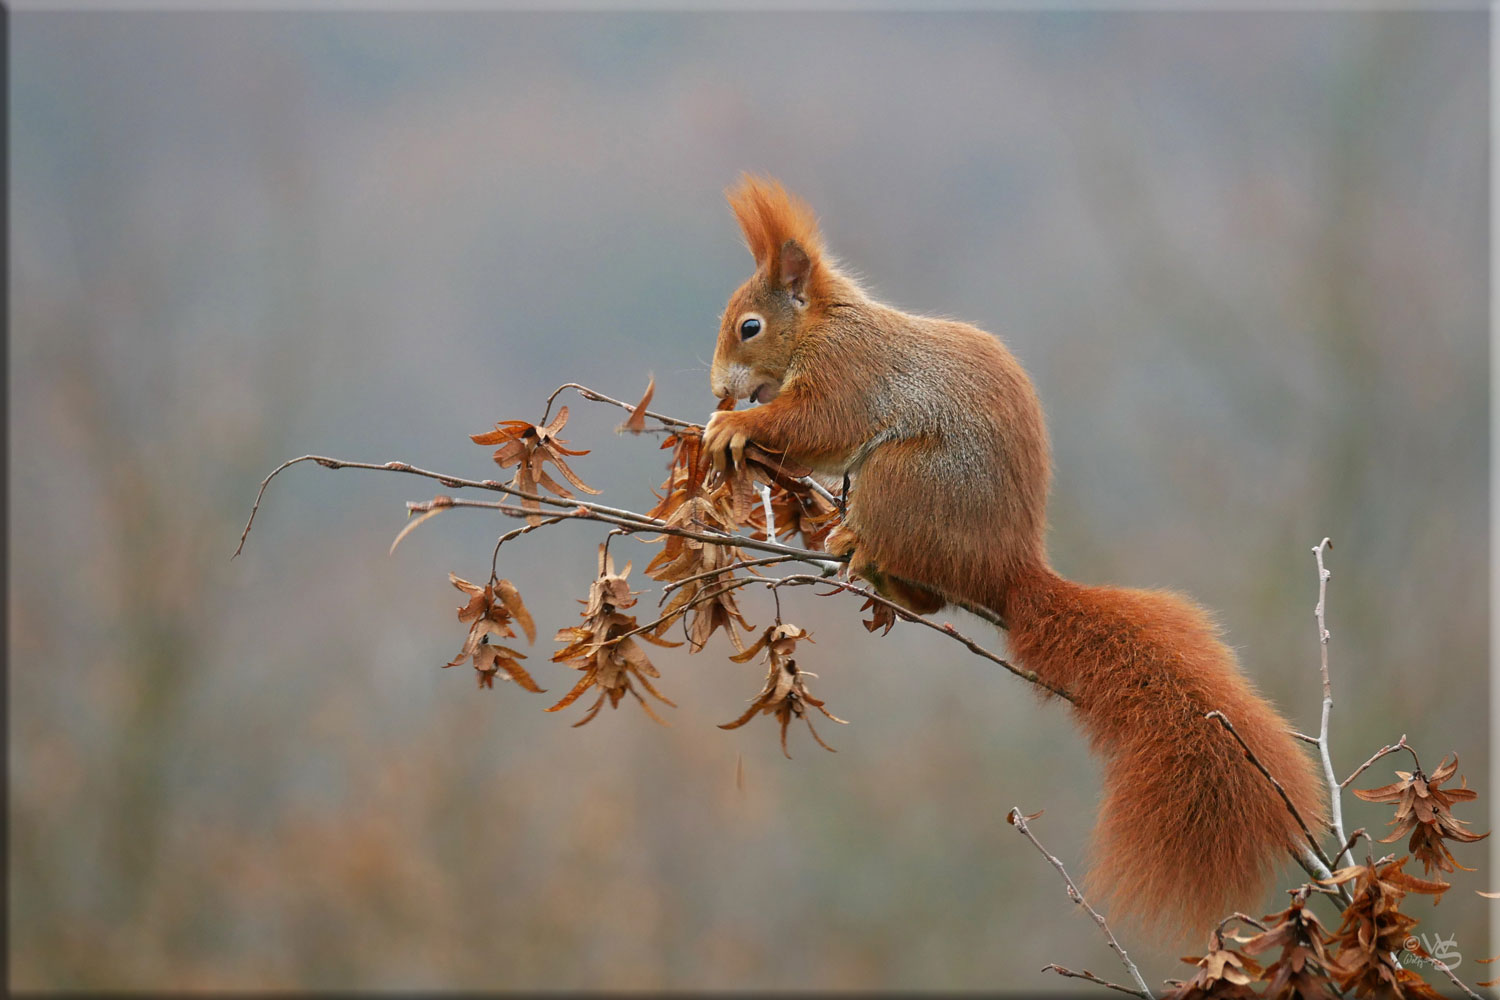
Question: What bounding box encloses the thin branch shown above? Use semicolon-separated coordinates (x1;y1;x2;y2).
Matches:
1339;735;1410;789
598;567;1067;700
232;453;844;572
1312;538;1348;853
1009;808;1154;999
235;455;625;556
542;381;697;431
767;575;1069;702
659;555;809;598
1040;965;1151;998
405;494;837;566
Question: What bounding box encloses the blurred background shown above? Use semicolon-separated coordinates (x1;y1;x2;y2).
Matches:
10;8;1489;992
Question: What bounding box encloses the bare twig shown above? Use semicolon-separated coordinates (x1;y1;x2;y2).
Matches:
1312;538;1348;852
404;494;837;566
1429;958;1485;999
767;575;1066;701
658;555;807;598
1009;808;1154;999
1339;735;1410;789
1040;964;1151;998
541;381;697;431
233;453;845;573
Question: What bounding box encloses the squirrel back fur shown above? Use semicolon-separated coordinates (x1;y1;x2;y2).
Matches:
702;175;1325;939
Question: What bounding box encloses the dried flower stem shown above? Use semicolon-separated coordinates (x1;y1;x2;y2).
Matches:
1009;808;1155;999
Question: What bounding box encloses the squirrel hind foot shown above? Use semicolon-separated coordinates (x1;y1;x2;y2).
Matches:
826;510;946;615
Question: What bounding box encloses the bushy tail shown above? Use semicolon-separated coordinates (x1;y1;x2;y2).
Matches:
1001;567;1325;940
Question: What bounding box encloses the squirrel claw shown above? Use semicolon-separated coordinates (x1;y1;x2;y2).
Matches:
703;411;748;472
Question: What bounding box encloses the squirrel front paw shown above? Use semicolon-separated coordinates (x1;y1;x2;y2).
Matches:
702;410;751;472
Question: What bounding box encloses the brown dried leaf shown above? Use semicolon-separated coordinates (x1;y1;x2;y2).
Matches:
493;578;536;644
444;574;544;693
1243;893;1339;1000
1322;856;1451;997
719;624;844;758
1167;931;1263;999
1353;753;1488;876
858;596;898;635
545;546;674;727
473;408;600;526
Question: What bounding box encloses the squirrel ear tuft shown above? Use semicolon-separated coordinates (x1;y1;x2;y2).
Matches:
726;174;824;278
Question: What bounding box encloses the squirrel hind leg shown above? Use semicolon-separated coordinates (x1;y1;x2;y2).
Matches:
830;526;947;614
873;574;946;615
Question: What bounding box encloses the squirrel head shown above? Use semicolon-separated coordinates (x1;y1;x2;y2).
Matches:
710;175;827;402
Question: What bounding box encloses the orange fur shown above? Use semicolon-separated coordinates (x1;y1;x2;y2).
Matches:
704;176;1326;941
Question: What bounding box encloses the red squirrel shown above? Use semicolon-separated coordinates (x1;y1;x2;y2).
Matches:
701;175;1325;939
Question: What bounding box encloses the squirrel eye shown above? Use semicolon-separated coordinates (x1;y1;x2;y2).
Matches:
739;317;762;340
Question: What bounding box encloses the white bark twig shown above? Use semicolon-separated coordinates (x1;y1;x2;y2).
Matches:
1009;808;1154;999
1312;538;1348;852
